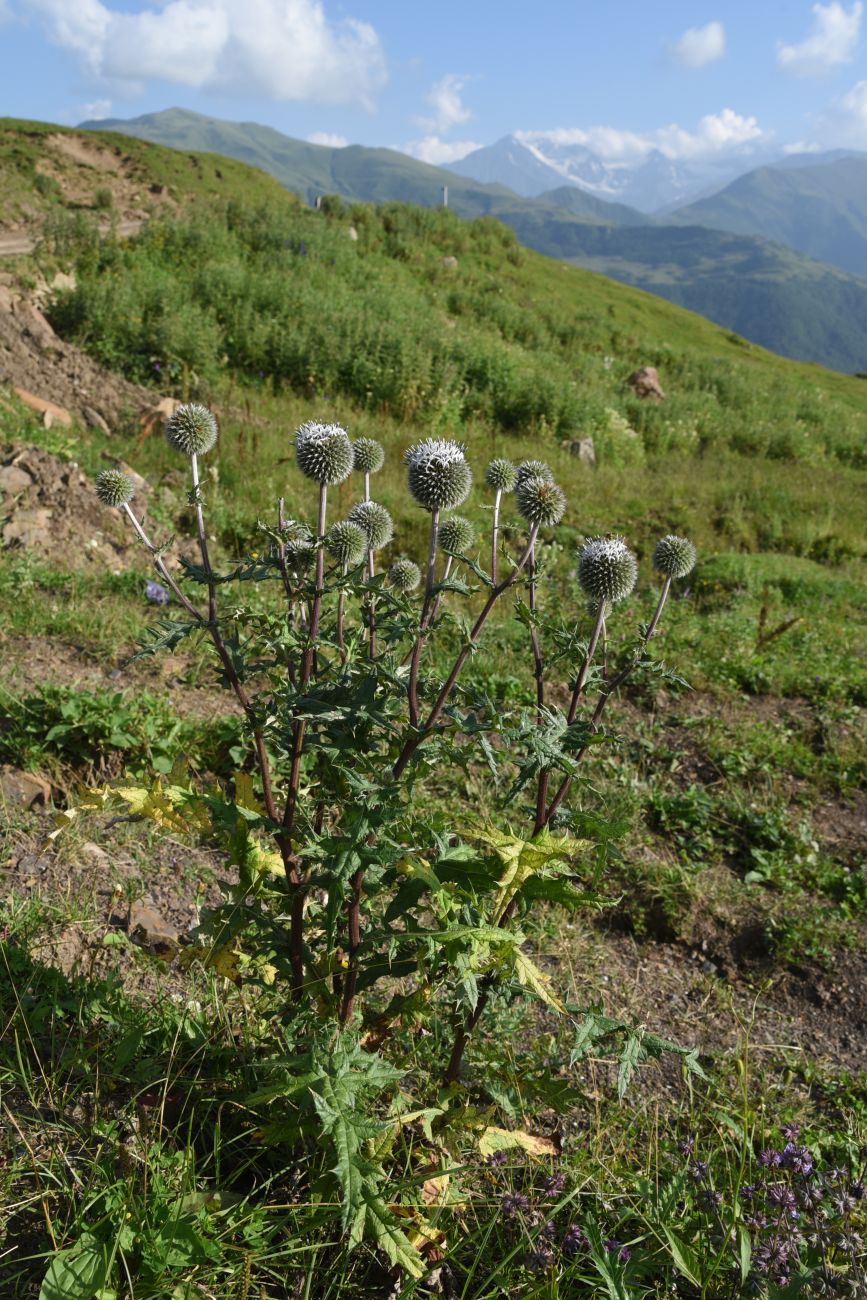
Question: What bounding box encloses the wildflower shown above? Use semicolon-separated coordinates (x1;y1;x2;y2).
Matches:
501;1192;529;1219
438;515;475;554
780;1123;801;1143
524;1244;554;1273
388;557;421;593
578;536;638;604
347;500;393;550
295;421;354;485
604;1239;631;1263
515;459;554;488
324;520;366;567
767;1184;798;1216
487;1151;508;1168
652;534;697;579
145;580;170;605
352;437;384;475
541;1172;567;1198
95;468;135;508
404;438;472;511
689;1160;709;1183
782;1144;813;1176
165;403;218;457
515;476;566;528
679;1138;695;1156
561;1224;586;1257
279;518;314;560
758;1149;783;1169
484;458;517;492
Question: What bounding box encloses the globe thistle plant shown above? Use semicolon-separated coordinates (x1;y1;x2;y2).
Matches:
388;557;421;593
515;477;566;528
578;536;638;605
295;421;354;486
325;520;366;567
280;518;314;558
347;500;393;551
352;437;385;476
95;468;135;508
404;439;472;512
439;515;475;554
653;534;697;580
484;458;517;493
165;403;218;457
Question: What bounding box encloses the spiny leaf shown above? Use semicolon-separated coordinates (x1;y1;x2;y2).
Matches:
478;1126;558;1158
512;949;566;1013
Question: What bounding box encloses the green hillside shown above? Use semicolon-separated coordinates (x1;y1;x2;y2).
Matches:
671;157;867;278
78;108;867;373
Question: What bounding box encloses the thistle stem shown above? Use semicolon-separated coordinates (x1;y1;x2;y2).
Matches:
529;543;549;834
408;508;440;728
339;867;364;1024
393;525;539;780
491;487;502;586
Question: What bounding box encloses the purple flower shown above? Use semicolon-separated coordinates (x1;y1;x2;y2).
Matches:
758;1149;783;1169
562;1224;586;1257
487;1151;508;1168
542;1172;567;1198
740;1184;759;1202
780;1123;801;1143
849;1179;865;1201
501;1193;529;1219
689;1160;709;1182
767;1184;798;1216
680;1137;695;1156
604;1239;631;1263
524;1245;554;1273
782;1144;813;1175
145;580;170;605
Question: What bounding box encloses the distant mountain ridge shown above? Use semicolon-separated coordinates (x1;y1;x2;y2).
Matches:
79;108;867;373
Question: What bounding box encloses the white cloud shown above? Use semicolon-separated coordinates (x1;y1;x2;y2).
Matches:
783;140;822;153
308;131;348;147
401;136;481;166
81;99;113;120
672;21;726;68
415;74;472;134
518;108;766;164
26;0;387;108
778;2;862;76
818;78;867;142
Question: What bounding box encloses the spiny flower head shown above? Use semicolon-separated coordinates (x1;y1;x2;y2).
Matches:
515;459;554;489
352;437;384;475
347;500;393;550
388;557;421;593
95;468;135;508
439;515;475;554
578;536;638;604
404;438;472;511
165;403;218;457
484;457;517;492
515;476;566;528
325;520;366;566
279;518;314;561
653;534;697;580
295;421;353;485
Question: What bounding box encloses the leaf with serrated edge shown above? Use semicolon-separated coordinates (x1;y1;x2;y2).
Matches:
478;1126;557;1158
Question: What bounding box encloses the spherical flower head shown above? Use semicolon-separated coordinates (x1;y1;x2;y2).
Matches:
347;500;393;551
280;518;314;562
578;536;638;604
95;468;135;508
439;514;475;554
388;557;421;593
484;457;517;493
404;438;472;512
515;476;566;528
325;520;366;567
352;436;384;475
653;534;697;580
515;459;554;489
295;421;353;485
165;403;218;457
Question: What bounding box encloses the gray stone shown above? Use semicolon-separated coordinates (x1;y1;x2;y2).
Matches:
0;766;51;809
626;366;666;400
83;406;111;435
0;464;34;495
127;899;180;960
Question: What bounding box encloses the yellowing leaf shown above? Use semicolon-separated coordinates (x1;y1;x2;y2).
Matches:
421;1172;450;1207
478;1126;559;1159
234;771;263;815
472;824;586;920
512;949;566;1013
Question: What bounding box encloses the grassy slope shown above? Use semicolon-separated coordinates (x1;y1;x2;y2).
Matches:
71;107;867;372
671;157;867;278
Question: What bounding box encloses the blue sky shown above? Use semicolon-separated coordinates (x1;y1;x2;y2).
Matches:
2;1;866;164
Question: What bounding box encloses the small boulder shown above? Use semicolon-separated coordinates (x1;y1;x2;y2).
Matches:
441;256;459;270
0;464;34;496
347;225;359;241
0;766;51;809
83;406;111;435
569;437;596;465
625;367;666;401
13;387;73;427
127;899;180;960
3;507;54;550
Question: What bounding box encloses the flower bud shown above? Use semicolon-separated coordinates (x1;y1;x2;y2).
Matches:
438;515;475;554
347;500;394;550
653;534;697;580
352;437;384;475
484;458;517;492
404;438;472;511
279;518;314;562
165;403;218;457
578;536;638;604
95;468;135;508
295;421;354;485
515;476;566;527
388;557;421;593
325;520;366;566
515;459;554;489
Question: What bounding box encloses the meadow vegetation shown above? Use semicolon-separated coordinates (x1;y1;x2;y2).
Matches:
1;158;865;1298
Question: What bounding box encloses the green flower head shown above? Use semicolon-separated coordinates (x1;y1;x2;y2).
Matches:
404;438;472;512
515;477;566;528
95;468;135;508
438;515;475;554
325;520;366;567
484;458;517;493
388;557;421;593
165;403;218;457
295;421;354;485
578;536;638;604
653;534;697;580
347;500;394;550
515;459;554;489
353;437;385;475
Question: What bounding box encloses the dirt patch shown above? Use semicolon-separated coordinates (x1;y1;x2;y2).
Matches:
44;133;124;174
30;132;175;227
0;282;149;429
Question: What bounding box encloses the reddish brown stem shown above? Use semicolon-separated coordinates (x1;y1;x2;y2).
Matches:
339;868;365;1023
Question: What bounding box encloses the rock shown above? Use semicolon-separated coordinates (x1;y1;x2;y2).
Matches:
139;395;179;440
626;367;666;401
127;899;180;960
13;386;73;427
348;225;359;241
567;437;596;465
441;256;459;270
0;464;34;495
0;766;51;809
83;406;111;435
3;507;54;549
50;271;77;294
